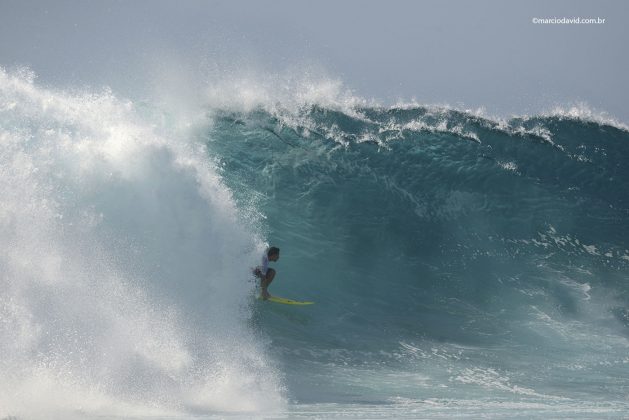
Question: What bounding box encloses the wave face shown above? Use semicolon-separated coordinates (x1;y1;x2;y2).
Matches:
0;69;284;418
206;98;629;415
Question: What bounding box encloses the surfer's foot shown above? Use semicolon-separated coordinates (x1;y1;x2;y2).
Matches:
261;289;271;300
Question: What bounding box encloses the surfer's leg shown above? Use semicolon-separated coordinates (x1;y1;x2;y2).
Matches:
261;268;275;299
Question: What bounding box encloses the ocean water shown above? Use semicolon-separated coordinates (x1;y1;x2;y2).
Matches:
1;67;629;419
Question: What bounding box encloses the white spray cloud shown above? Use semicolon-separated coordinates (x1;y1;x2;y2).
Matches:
0;67;285;418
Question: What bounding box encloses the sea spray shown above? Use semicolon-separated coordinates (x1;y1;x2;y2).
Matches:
0;67;285;418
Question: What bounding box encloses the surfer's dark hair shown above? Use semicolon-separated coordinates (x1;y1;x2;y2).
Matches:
268;247;280;257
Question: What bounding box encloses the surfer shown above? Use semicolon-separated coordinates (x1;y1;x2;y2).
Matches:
253;247;280;300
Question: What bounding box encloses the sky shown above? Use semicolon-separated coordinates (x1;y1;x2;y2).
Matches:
0;0;628;121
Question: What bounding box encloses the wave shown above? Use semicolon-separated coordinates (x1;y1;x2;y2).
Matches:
204;86;629;409
3;66;629;416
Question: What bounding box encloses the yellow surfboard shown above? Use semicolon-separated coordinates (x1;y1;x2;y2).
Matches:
259;295;314;305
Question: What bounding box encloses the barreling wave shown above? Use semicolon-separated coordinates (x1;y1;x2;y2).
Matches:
2;65;629;417
204;88;629;413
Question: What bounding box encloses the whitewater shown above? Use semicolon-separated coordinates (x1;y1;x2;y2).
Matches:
1;67;629;419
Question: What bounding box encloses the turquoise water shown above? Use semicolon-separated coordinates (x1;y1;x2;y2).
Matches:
1;68;629;418
208;105;629;415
